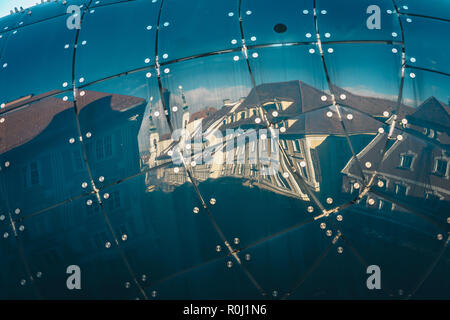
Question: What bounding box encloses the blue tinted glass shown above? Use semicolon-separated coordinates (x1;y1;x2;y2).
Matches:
247;45;329;105
241;0;314;45
402;16;450;75
98;172;226;286
239;219;377;299
89;0;132;7
323;43;402;110
0;13;20;32
335;198;445;296
0;94;92;218
158;0;241;60
0;16;76;104
316;0;401;41
75;0;159;84
286;239;369;299
403;68;450;107
398;0;450;22
14;196;143;299
147;256;261;299
76;69;169;187
0;224;38;299
17;0;88;27
159;52;252;130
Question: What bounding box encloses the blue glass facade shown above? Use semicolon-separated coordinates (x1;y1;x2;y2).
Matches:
0;0;448;299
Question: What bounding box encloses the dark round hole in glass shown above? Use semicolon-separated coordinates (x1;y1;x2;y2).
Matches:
274;23;287;33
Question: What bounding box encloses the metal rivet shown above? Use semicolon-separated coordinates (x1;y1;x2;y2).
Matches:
346;114;353;120
69;138;75;144
255;117;261;124
86;132;92;138
98;176;104;182
234;237;240;245
81;182;88;188
216;245;221;252
245;253;251;261
103;193;109;199
122;234;127;241
320;222;326;229
210;198;216;205
151;290;157;298
397;134;403;141
307;206;314;213
353;182;360;189
5;161;10;167
227;261;233;268
326;230;332;237
272;111;278;117
193;207;199;214
337;246;343;254
14;208;20;215
377;180;384;188
326;197;333;204
125;282;130;288
105;241;111;248
437;234;443;241
368;198;375;205
19;225;24;232
336;215;343;221
365;162;372;168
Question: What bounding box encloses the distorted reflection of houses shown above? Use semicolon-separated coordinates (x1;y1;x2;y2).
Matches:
342;96;450;212
0;91;148;271
144;80;406;201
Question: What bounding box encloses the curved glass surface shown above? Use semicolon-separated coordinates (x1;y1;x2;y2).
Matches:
241;0;315;45
0;94;92;219
0;0;449;300
0;16;76;104
75;0;159;83
402;16;450;75
316;0;401;41
158;0;241;60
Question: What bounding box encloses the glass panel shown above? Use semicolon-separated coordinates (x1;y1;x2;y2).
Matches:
158;0;241;60
159;51;252;131
89;0;132;7
146;256;261;299
398;0;450;22
15;196;143;299
96;170;226;287
368;129;450;223
287;237;378;299
402;67;450;108
334;195;446;297
316;0;401;41
0;223;38;299
241;0;315;45
401;68;450;145
17;0;88;27
0;94;92;219
247;45;330;113
76;69;170;187
238;218;348;299
323;43;402;113
0;11;21;32
75;0;159;83
402;16;450;75
0;16;76;104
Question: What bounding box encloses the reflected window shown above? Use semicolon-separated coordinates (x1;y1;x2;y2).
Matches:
73;150;84;171
95;135;113;161
399;152;415;170
108;191;121;211
394;183;407;197
433;158;448;177
23;161;40;187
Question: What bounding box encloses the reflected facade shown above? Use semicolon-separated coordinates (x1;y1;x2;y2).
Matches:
0;0;449;299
